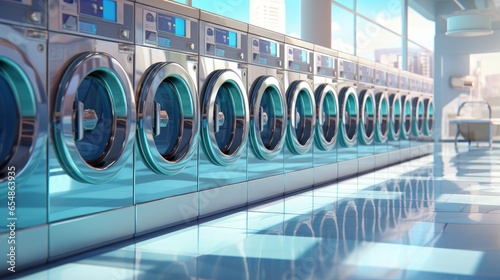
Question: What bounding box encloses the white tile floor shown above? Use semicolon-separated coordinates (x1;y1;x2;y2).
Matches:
13;144;500;279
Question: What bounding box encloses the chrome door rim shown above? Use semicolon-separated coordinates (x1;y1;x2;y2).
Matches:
53;52;136;184
249;75;287;161
136;62;199;175
338;87;358;147
0;40;46;182
358;89;375;145
314;84;339;151
412;97;424;137
388;93;401;141
200;69;249;166
424;98;434;136
401;95;412;139
285;80;316;155
375;91;389;143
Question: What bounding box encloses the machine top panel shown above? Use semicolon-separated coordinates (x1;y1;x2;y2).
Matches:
248;25;284;42
200;10;247;32
249;35;284;68
136;4;198;54
200;21;248;62
285;44;313;74
0;0;47;28
139;0;199;19
49;0;134;43
285;36;314;50
314;44;338;57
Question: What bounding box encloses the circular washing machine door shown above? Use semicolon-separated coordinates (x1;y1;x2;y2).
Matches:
375;92;389;143
0;40;46;181
423;98;434;136
286;81;316;154
388;94;401;141
401;95;412;140
358;89;376;145
136;62;199;175
314;84;339;151
412;97;424;137
53;52;136;184
338;87;359;147
249;76;287;160
200;69;249;166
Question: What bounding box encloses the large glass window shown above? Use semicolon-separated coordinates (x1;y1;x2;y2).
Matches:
285;0;301;38
192;0;250;23
356;16;402;68
334;0;354;10
407;41;433;78
250;0;286;34
408;6;435;51
357;0;403;34
331;4;355;55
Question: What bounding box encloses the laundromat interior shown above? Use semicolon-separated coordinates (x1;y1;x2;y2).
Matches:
2;0;500;278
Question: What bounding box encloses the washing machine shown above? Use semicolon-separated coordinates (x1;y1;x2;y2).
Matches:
422;77;434;137
336;52;359;180
356;58;376;174
373;62;390;169
47;0;136;259
386;66;402;165
246;25;287;203
410;73;427;158
133;1;200;234
312;44;339;186
398;70;413;161
283;36;316;193
198;11;249;217
0;0;48;270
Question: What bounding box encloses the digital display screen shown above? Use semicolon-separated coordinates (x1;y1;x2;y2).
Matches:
293;48;308;63
215;28;237;48
320;55;333;68
80;0;117;22
158;13;186;37
259;39;277;57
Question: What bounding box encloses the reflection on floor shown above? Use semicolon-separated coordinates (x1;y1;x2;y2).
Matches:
16;144;500;279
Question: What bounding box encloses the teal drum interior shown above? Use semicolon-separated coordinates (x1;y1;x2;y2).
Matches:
315;84;338;151
339;88;358;148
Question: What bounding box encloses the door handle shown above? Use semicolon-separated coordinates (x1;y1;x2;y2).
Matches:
214;104;225;133
153;102;169;136
257;106;268;132
73;100;98;141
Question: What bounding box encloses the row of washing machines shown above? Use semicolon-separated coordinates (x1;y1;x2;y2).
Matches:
0;0;434;271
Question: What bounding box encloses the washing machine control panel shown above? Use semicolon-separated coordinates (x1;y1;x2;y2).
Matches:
358;64;374;84
387;72;398;88
0;0;46;27
315;53;336;77
200;22;247;62
410;77;422;92
139;8;198;53
374;69;387;86
249;36;283;68
51;0;134;43
338;59;357;81
399;75;409;90
286;45;313;73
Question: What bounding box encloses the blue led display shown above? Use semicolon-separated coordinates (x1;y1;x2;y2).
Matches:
216;28;237;48
103;0;116;22
79;0;117;22
259;39;277;57
158;13;186;37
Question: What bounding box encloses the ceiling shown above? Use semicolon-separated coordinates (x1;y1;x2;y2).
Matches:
411;0;500;22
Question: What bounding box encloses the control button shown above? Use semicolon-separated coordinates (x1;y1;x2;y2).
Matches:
28;11;42;24
238;53;244;60
120;29;130;39
277;60;282;67
308;66;313;72
187;42;195;50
